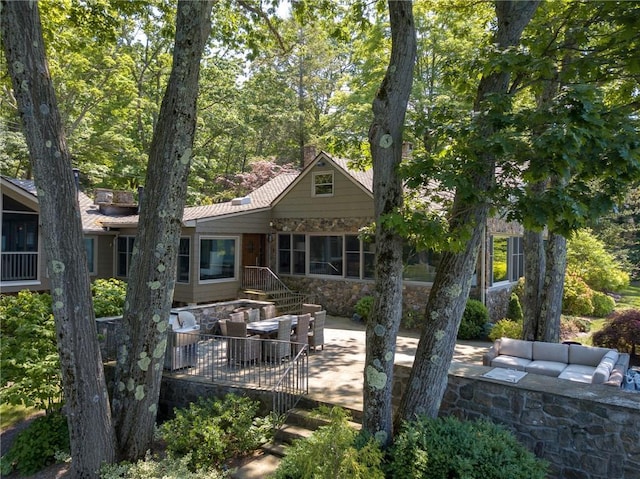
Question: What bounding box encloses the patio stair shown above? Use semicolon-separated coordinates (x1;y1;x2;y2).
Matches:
241;266;308;313
230;405;362;479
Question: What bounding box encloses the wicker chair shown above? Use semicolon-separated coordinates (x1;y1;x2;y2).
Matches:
229;312;245;322
244;308;260;322
308;310;326;351
225;320;261;365
291;313;311;355
262;304;277;320
301;303;322;315
263;316;292;362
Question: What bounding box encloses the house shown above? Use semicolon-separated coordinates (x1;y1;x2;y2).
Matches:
1;151;523;320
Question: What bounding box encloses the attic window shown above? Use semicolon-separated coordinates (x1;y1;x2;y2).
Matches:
312;171;333;197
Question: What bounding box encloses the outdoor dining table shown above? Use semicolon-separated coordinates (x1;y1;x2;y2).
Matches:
245;314;311;338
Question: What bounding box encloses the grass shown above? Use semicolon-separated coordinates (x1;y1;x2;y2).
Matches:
0;403;40;430
617;282;640;309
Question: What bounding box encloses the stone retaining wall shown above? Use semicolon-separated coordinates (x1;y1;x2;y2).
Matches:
393;363;640;479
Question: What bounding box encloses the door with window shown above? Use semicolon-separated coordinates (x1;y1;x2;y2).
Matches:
242;234;266;268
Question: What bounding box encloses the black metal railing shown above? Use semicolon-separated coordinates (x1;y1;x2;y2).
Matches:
242;266;307;313
1;252;38;281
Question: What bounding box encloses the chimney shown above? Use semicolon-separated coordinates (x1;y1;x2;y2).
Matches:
303;145;317;167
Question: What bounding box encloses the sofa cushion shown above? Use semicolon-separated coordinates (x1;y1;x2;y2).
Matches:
568;344;611;366
491;355;532;371
591;350;619;384
558;364;596;383
499;338;533;360
532;341;569;363
525;360;567;377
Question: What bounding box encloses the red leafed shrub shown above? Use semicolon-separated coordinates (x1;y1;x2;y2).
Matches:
592;309;640;357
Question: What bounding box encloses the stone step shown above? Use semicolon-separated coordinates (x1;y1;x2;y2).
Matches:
284;407;362;432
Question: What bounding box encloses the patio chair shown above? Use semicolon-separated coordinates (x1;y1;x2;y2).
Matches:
308;310;326;352
244;308;260;322
229;312;245;322
225;320;261;365
263;316;292;362
262;304;277;320
301;303;322;315
291;313;311;355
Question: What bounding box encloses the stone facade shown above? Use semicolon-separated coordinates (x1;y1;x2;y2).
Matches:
393;363;640;479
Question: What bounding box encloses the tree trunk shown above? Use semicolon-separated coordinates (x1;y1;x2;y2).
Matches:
111;0;212;460
1;2;117;476
522;228;545;340
396;0;539;423
363;0;416;447
539;232;566;342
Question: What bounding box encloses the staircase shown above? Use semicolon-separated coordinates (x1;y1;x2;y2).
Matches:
230;403;362;479
241;266;308;314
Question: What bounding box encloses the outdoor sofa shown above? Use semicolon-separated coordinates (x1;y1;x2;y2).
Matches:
483;337;629;387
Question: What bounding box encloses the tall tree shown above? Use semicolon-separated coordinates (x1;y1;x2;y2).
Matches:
363;0;416;446
1;2;117;475
396;0;539;422
111;0;212;460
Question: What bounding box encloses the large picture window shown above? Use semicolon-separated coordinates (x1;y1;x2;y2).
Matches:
278;234;305;275
402;245;441;283
177;237;190;283
310;235;343;276
490;236;524;285
200;237;236;281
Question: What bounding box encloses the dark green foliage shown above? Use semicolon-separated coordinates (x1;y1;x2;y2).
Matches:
457;299;489;340
273;406;384;479
0;291;61;411
159;394;273;471
91;278;127;317
591;292;615;318
0;410;69;476
592;309;640;356
354;296;374;321
386;416;548;479
506;293;523;321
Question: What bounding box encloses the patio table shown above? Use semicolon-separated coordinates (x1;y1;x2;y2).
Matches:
246;314;311;337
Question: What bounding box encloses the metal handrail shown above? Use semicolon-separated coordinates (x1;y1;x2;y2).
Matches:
272;345;308;417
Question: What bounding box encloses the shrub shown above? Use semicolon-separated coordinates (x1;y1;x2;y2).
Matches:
273;406;384;479
99;452;225;479
567;229;630;292
591;292;615;318
386;416;548;479
562;275;594;316
457;299;489;340
354;296;374;321
0;291;61;411
506;293;523;321
488;319;523;341
592;309;640;356
159;394;273;471
92;278;127;317
560;316;591;341
0;410;70;476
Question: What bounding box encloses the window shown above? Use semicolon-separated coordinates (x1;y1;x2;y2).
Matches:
490;236;524;285
177;237;190;283
278;234;305;275
402;245;441;283
310;235;343;276
312;172;334;196
200;237;236;281
1;207;39;282
117;236;135;277
84;237;96;275
345;235;376;279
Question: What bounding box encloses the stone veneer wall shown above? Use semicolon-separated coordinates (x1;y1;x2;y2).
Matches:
393;363;640;479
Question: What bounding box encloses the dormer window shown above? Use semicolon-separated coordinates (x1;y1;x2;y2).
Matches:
313;171;333;197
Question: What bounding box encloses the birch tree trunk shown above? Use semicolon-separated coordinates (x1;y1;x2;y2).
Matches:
1;2;117;476
111;0;212;460
396;0;539;423
363;0;416;446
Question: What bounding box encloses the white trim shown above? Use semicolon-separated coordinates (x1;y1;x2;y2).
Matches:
197;235;239;284
312;171;334;197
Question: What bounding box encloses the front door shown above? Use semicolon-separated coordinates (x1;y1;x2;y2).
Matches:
242;234;266;268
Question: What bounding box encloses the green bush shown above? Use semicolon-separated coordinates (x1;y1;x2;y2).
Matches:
99;452;225;479
562;275;594;316
592;309;640;356
386;416;548;479
354;296;374;321
567;229;630;292
457;299;489;340
591;292;615;318
92;278;127;317
506;293;523;321
159;394;272;471
0;410;70;476
273;406;384;479
0;291;61;411
488;319;523;341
